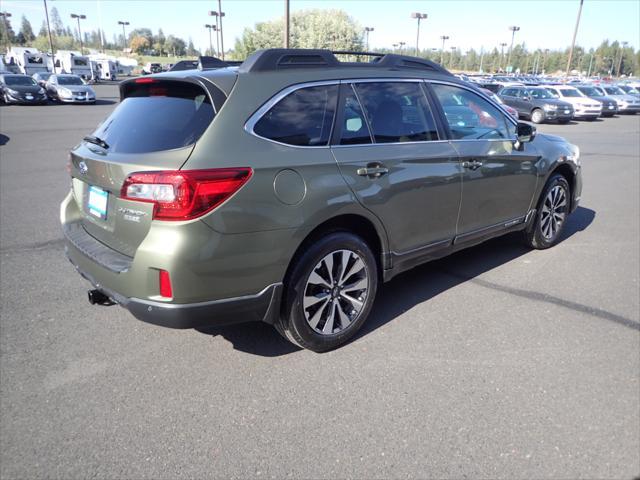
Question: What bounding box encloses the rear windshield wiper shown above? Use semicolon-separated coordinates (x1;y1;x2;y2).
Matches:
83;135;109;150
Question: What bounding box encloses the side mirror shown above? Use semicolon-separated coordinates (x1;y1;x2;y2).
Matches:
514;122;536;150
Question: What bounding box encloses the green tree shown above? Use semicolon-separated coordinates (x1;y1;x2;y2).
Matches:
164;35;186;56
233;9;363;59
0;14;16;46
20;15;35;44
153;28;166;56
186;38;198;56
50;6;64;35
130;35;150;54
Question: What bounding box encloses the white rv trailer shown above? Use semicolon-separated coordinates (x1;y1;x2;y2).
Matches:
5;47;48;75
87;55;118;80
52;51;93;79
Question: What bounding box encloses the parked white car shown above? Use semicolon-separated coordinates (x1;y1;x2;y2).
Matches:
544;85;602;120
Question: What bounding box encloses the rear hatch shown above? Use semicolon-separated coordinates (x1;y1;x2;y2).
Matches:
68;77;221;256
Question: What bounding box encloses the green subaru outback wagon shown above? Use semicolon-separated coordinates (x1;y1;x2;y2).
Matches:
61;49;582;351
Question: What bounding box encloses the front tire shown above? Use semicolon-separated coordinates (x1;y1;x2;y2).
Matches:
531;108;545;124
523;174;570;249
277;232;378;352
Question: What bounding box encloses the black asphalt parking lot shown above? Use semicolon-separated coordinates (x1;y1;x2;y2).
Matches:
1;83;639;479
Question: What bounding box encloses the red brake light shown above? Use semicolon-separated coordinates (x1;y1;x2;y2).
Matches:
120;168;253;221
135;77;156;84
159;270;173;298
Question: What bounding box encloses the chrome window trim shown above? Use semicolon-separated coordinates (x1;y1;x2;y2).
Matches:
244;80;340;150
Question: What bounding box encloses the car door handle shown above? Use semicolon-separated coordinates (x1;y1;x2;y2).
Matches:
357;165;389;178
462;160;483;170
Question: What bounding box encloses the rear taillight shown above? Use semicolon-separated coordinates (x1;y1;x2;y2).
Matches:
120;168;252;221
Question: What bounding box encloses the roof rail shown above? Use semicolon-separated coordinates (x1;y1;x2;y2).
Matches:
238;48;452;76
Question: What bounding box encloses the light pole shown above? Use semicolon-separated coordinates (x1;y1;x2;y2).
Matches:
364;27;374;51
392;43;398;52
118;20;129;50
565;0;584;76
506;26;520;73
616;41;628;77
204;24;217;56
208;8;226;60
439;35;449;64
541;48;549;74
411;12;427;57
399;41;406;54
70;14;86;55
499;42;507;71
284;0;289;48
587;52;594;77
0;12;12;50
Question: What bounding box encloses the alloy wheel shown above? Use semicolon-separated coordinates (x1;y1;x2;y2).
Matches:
540;185;567;240
303;249;369;335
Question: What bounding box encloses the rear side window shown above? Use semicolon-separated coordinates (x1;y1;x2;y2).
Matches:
92;80;215;154
254;85;338;146
354;82;439;143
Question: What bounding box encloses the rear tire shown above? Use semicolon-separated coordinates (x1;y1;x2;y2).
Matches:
531;108;545;124
523;174;570;250
277;232;378;352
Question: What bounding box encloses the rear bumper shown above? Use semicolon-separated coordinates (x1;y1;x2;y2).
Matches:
65;246;282;329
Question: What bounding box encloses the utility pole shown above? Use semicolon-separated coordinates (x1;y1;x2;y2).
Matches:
439;35;449;64
565;0;584;77
364;27;374;51
499;42;507;71
43;0;56;72
70;14;86;55
218;0;225;60
506;26;520;73
0;12;12;51
411;13;427;57
616;41;628;77
284;0;289;48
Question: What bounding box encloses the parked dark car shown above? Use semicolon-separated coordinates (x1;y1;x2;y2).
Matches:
575;84;618;117
0;73;47;104
61;49;582;352
499;86;574;124
479;87;519;120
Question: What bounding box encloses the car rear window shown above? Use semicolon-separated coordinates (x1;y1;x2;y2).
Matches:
91;80;215;154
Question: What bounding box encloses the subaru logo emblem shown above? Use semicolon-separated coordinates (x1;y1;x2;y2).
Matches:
78;161;88;175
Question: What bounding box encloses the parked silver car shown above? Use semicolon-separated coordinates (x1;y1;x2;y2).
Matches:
45;74;96;104
596;85;640;114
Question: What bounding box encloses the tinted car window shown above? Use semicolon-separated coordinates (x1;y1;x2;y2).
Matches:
5;76;36;86
354;82;438;143
339;86;372;145
431;83;512;140
92;81;215;154
58;76;84;86
501;88;515;96
254;85;338;147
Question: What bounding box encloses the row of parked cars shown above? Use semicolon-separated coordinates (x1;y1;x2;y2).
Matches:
0;72;97;105
463;74;640;124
